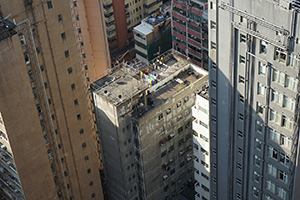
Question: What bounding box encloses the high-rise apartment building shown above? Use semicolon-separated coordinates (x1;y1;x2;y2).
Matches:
0;112;24;200
209;0;300;199
171;0;209;70
93;50;208;200
192;87;210;200
0;0;110;199
133;3;172;64
103;0;163;60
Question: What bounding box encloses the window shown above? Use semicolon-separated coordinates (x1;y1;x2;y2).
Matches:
285;75;298;91
177;114;183;122
240;55;245;63
40;65;44;71
71;83;76;90
184;109;190;116
78;28;81;34
257;102;263;114
211;21;216;29
253;171;260;183
79;128;84;134
254;155;261;167
67;67;73;74
19;34;26;46
237;148;243;155
166;108;171;115
270;109;280;124
266;179;275;193
237;163;242;170
265;195;275;200
288;53;298;67
269;129;280;143
178;126;183;134
24;53;30;65
280;135;291;149
238;131;243;138
267;146;278;160
271;90;283;105
276;186;287;199
82;142;86;148
28;70;34;82
73;1;77;7
58;14;63;22
253;187;259;198
201;147;209;155
158;126;165;134
267;163;277;176
201;172;209;180
256;120;263;133
211;42;216;49
180;161;185;167
278;169;288;183
91;193;95;198
61;32;66;40
77;114;81;120
239;95;244;103
158;113;163;121
274;48;286;63
85;156;89;161
161;150;167;158
47;1;53;9
260;40;267;54
76;15;80;21
32;87;38;99
238;113;244;121
65;50;69;58
272;69;285;84
283;95;295;110
200;134;208;142
258;62;266;75
236;178;242;185
184;96;189;103
201;160;209;168
89;181;93;186
257;83;264;95
210;81;217;88
282;115;293;130
255;138;262;151
194;143;199;150
36;104;42;115
240;34;246;43
178;138;184;146
177;101;181;107
167;121;172;128
279;153;290;167
238;76;245;84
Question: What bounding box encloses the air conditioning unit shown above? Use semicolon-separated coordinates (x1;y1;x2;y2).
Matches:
186;18;190;22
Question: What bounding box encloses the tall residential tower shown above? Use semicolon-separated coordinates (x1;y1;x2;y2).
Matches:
209;0;300;199
0;0;110;199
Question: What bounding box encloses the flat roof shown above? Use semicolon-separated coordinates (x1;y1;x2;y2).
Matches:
134;23;153;35
198;85;209;100
92;50;208;110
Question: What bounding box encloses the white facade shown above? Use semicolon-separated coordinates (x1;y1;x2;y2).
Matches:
192;89;210;200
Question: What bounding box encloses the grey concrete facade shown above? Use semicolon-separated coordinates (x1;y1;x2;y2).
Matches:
209;0;300;200
93;51;209;200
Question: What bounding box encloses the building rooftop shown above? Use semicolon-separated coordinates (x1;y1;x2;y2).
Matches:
197;85;209;100
92;50;208;117
144;3;171;27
